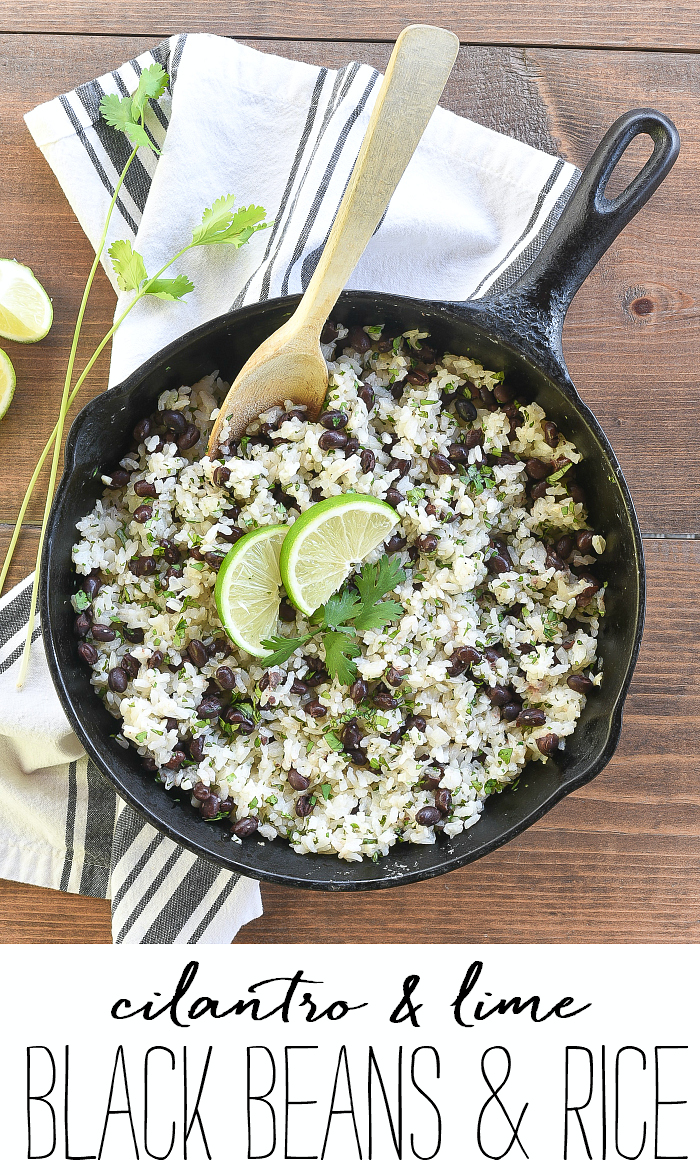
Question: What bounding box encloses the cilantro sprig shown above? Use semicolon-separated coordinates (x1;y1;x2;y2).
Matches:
6;64;271;686
260;555;406;685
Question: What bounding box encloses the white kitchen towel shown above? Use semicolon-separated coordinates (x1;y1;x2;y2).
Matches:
1;32;579;943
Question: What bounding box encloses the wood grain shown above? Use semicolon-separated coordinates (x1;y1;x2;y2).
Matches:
1;36;698;535
5;1;700;52
1;538;697;944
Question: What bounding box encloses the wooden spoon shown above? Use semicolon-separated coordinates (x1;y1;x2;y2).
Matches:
208;23;459;456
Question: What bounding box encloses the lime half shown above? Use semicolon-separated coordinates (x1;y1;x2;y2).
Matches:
280;494;398;616
0;349;16;420
215;524;288;656
0;259;53;343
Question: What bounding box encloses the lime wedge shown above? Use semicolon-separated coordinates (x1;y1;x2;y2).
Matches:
0;259;53;343
214;524;287;656
280;493;398;616
0;349;16;420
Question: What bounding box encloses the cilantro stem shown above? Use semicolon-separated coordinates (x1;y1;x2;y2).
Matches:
15;142;139;688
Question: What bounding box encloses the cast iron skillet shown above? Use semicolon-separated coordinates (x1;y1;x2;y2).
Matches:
42;108;679;890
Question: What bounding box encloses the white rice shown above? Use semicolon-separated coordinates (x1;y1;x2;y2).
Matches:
71;327;606;863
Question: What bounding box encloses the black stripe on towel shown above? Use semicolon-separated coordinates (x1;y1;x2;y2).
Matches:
0;579;33;654
109;807;162;911
114;843;184;943
468;158;565;300
78;759;117;899
280;68;379;297
139;857;240;944
74;81;154;215
58;95;138;235
0;622;41;678
486;168;580;298
59;759;78;891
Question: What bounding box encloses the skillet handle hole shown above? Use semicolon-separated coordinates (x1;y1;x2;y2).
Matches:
602;131;655;201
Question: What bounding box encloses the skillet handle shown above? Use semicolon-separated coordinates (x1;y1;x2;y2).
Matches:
482;108;680;368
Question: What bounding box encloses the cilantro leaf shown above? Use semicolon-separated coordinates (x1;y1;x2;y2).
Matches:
146;274;195;301
99;93;133;134
352;555;405;630
123;121;154;151
108;240;148;292
130;63;168;120
260;631;319;668
191;195;269;248
322;588;362;629
322;631;360;685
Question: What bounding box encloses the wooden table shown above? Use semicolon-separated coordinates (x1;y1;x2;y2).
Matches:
1;3;698;944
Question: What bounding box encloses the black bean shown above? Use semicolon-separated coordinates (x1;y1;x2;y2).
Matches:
382;434;399;454
201;794;220;819
212;465;230;487
407;367;430;386
318;429;348;451
417;534;438;553
320;410;348;429
320;320;338;344
487;685;512;707
525;458;553;480
493;383;515;404
162;430;177;444
341;720;362;750
232;816;259;838
220;798;234;815
223;709;255;734
164;718;179;732
188;639;208;668
278;408;307;425
543;420;559;446
409;715;427;733
385;489;404;508
479;385;497;408
279;599;297;622
567;673;594;694
358;382;375;410
389;457;411;478
226;526;246;545
344;437;360;457
74;612;91;638
351;749;368;765
360;449;376;474
304;700;327;718
388;729;404;744
576;574;600;606
345;326;371;352
462;427;484;451
193;781;211;801
212;637;234;656
142;556;158;575
484;646;505;664
568;483;586;504
502;701;522;721
107;468;130;487
428;452;455;476
91;624;117;642
204;677;222;696
295;795;313;817
349;678;368;704
82;573;102;599
197;696;223;719
288;768;311;791
133;418;151;443
108;667;128;692
385;666;405;688
450;646;481;670
531;480;548;500
177;424;200;451
487;553;511;575
162;409;186;435
147;650;163;670
545;547;567;572
133;503;153;523
536;733;559;755
203;551;224;570
555;534;575;560
161;544;180;565
164;751;185;770
516;708;546;727
576;529;595;555
216;666;236;691
290;678;307;696
448;443;470;464
416;806;442;826
134;479;156;497
435;788;452;814
185;735;204;763
495;451;519;466
373;691;399;711
455;398;478;422
447;657;466;677
384;534;406;552
122;653;140;678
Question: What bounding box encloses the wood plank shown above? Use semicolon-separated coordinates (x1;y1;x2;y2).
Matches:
1;36;698;538
1;537;697;944
4;1;700;52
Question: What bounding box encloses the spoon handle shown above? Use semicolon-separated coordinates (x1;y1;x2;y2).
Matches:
293;24;459;336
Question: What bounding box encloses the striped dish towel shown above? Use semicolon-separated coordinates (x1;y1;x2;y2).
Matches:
0;32;579;943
